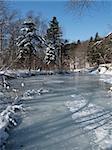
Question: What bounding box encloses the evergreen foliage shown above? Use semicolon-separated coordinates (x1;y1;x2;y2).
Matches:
44;46;56;65
77;39;81;44
16;18;43;71
89;36;93;42
17;18;37;59
45;16;62;66
94;32;100;41
16;17;57;69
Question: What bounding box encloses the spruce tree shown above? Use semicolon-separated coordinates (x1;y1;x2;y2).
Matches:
77;39;81;44
45;16;62;69
16;18;38;71
44;46;56;65
16;18;51;71
16;18;56;70
94;32;100;41
89;36;93;42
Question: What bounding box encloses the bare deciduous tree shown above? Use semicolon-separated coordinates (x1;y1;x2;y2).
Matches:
68;0;93;15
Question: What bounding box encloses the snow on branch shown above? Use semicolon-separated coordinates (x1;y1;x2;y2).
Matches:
0;104;24;150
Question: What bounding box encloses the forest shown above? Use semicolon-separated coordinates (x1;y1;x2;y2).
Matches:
1;1;112;72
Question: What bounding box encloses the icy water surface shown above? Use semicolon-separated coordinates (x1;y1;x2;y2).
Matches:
6;74;112;150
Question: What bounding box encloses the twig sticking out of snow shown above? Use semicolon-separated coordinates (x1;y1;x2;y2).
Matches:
0;104;24;150
2;76;10;90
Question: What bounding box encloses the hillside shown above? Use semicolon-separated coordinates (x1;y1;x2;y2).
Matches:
64;32;112;70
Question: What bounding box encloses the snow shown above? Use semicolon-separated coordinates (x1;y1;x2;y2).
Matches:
0;70;57;80
73;67;97;74
23;88;49;97
44;47;56;64
21;82;25;87
105;32;112;37
98;66;107;74
93;40;102;46
65;94;112;150
90;64;112;75
89;64;112;87
0;104;23;150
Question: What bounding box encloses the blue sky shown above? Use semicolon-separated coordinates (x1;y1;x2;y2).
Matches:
8;0;112;42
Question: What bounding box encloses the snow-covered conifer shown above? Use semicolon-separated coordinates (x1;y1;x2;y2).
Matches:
45;16;62;66
44;46;56;64
16;18;56;69
16;18;40;71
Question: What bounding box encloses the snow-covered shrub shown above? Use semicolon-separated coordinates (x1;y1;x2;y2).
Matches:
23;89;37;97
37;88;49;95
0;105;23;150
23;88;49;97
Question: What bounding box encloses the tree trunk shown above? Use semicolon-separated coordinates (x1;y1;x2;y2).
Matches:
58;47;63;72
28;51;32;72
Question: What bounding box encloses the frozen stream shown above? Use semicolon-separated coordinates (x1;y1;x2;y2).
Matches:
5;74;112;150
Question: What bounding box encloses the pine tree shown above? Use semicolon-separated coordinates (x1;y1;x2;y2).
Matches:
16;18;41;71
89;36;93;42
77;39;81;44
16;18;56;70
94;32;100;41
44;46;56;65
45;16;62;69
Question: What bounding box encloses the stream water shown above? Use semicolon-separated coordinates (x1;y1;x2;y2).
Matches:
5;74;112;150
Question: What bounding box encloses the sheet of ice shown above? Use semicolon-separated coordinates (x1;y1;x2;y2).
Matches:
99;75;112;85
65;94;87;113
0;92;4;98
45;80;64;84
66;94;112;150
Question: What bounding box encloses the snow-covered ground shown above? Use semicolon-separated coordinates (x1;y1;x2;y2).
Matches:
0;69;55;79
89;64;112;86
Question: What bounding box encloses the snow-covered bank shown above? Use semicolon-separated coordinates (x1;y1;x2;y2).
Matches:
0;70;56;79
0;104;23;150
89;64;112;86
0;69;74;80
90;64;112;75
72;66;99;74
0;67;99;80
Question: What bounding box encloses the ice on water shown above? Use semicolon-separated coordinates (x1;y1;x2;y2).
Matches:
66;94;112;150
